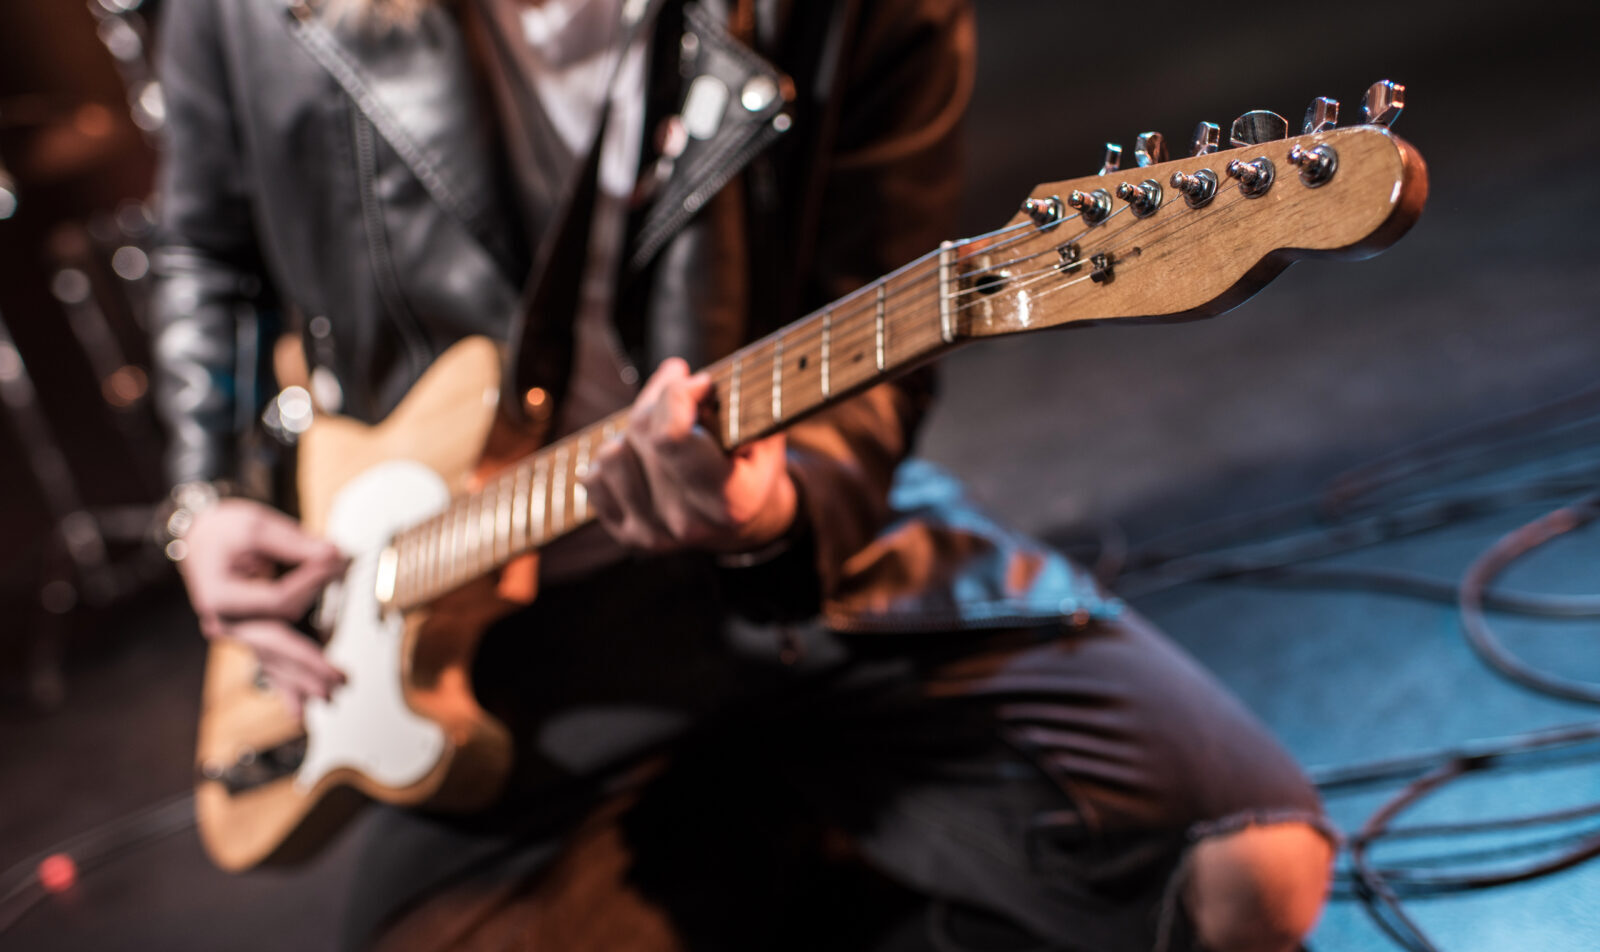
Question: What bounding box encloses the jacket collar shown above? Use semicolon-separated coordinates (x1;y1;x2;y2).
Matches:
625;0;792;276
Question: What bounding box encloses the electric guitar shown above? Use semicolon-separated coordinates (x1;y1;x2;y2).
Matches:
194;84;1427;870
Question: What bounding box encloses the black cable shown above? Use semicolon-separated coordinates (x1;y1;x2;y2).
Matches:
1458;492;1600;706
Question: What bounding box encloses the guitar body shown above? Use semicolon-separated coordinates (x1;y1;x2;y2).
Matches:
195;337;518;871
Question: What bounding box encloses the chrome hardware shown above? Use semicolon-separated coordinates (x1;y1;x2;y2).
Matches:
1134;132;1168;167
1191;121;1221;156
740;75;778;113
1226;157;1275;197
1287;143;1338;187
1022;195;1065;228
1098;143;1123;176
1056;243;1082;272
1303;96;1339;134
1229;110;1288;147
1089;253;1115;284
1169;168;1219;207
1066;188;1113;224
1362;79;1405;128
1115;179;1163;217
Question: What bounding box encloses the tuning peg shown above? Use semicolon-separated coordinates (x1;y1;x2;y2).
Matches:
1098;143;1123;176
1190;121;1220;156
1362;79;1405;128
1303;96;1339;135
1134;132;1168;167
1229;110;1288;147
1021;195;1064;228
1066;188;1113;224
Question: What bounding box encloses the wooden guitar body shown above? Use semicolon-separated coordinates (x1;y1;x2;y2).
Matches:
195;337;518;871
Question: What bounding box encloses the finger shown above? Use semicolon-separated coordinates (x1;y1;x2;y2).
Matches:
652;371;714;444
590;440;673;549
232;619;346;684
242;505;344;567
634;357;690;412
207;556;345;621
581;442;630;538
259;658;331;713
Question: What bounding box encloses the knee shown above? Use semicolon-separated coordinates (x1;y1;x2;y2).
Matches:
1181;821;1333;952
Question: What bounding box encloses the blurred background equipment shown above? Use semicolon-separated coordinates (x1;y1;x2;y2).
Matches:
0;0;167;706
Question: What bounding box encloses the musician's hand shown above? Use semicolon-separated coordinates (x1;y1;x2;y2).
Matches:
177;499;349;717
582;358;797;554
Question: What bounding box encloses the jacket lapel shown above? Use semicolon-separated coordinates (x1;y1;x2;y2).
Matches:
626;0;792;276
282;0;514;271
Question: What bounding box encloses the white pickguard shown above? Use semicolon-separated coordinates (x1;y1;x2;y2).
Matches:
296;460;450;794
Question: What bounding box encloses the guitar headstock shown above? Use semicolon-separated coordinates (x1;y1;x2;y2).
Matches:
953;81;1428;339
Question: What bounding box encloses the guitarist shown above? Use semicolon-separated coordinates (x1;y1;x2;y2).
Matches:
152;0;1335;949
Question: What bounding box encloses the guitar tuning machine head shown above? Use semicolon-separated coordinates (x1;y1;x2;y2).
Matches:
1303;96;1339;135
1287;142;1338;187
1115;178;1164;217
1134;132;1168;167
1229;110;1289;147
1362;79;1405;128
1098;143;1123;176
1066;188;1113;224
1169;168;1218;207
1225;156;1276;197
1021;195;1065;228
1190;121;1220;156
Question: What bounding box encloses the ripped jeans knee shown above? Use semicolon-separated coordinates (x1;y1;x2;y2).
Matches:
1155;811;1339;952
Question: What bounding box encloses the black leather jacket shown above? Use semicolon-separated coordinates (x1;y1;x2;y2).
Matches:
152;0;1112;630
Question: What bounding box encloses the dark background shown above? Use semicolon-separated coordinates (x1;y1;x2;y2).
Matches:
2;0;1599;948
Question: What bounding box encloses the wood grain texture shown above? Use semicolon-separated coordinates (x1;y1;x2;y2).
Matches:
962;127;1427;338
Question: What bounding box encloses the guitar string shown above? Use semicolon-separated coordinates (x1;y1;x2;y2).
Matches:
400;183;1255;598
392;215;1053;587
400;176;1267;599
740;179;1254;387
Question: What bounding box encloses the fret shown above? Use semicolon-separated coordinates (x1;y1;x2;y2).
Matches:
403;529;417;601
512;463;529;551
573;434;590;523
442;504;458;587
821;310;832;397
875;284;886;371
477;486;494;573
425;514;440;596
461;498;478;579
771;336;783;423
551;446;568;536
455;501;471;584
494;474;511;561
938;240;956;344
392;531;408;605
728;355;742;445
531;455;548;545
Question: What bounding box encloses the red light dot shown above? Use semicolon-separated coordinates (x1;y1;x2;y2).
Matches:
38;854;77;893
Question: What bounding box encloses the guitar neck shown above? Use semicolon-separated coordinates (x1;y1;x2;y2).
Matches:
382;243;964;611
380;119;1428;611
